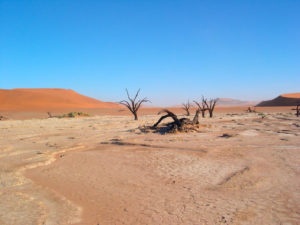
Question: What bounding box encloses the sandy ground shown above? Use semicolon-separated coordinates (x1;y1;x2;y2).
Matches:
1;110;300;225
0;106;295;120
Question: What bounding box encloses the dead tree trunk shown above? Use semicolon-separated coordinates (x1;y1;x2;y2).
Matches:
192;109;200;124
133;111;138;120
292;104;300;117
182;101;191;116
151;109;200;133
203;98;218;118
119;89;150;120
152;110;182;129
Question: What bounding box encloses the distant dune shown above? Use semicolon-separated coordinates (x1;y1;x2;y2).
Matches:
0;88;120;111
216;98;258;107
281;93;300;98
256;93;300;107
172;98;258;108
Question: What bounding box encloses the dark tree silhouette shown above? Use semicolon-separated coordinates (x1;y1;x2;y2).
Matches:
119;89;150;120
152;110;182;129
47;112;53;118
292;104;300;117
0;115;7;121
193;96;208;118
246;107;256;113
182;100;192;116
203;98;218;118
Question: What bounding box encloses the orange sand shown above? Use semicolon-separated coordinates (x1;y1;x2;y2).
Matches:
0;88;120;111
281;93;300;98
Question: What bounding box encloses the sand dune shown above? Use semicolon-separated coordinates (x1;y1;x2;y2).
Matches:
281;93;300;98
216;98;258;107
0;88;120;111
257;93;300;106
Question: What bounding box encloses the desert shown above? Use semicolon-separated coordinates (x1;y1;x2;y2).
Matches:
1;94;300;224
1;1;300;224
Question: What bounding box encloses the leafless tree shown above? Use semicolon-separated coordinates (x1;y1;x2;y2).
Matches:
292;104;300;117
119;89;150;120
182;100;192;116
47;112;53;118
246;107;256;113
193;96;208;118
203;98;218;118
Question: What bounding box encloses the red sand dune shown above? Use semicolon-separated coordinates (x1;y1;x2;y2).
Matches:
281;93;300;98
257;93;300;107
0;88;120;111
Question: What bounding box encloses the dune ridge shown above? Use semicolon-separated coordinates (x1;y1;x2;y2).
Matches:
281;93;300;98
216;98;258;107
0;88;120;111
256;93;300;107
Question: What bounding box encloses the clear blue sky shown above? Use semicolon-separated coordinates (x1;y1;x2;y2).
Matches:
1;0;299;105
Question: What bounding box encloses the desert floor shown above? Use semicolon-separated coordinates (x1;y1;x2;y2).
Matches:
0;110;300;225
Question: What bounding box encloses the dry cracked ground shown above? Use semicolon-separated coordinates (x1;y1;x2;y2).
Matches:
0;112;300;225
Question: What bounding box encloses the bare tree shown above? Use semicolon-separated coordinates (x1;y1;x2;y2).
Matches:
292;104;300;117
119;89;150;120
47;112;53;118
246;107;256;113
193;96;208;118
182;100;191;116
203;98;218;118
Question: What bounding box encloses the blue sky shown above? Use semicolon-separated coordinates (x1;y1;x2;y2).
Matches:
1;0;299;105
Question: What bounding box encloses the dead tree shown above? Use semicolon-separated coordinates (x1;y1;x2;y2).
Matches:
192;109;200;124
182;100;192;116
193;97;208;118
203;98;218;118
292;104;300;117
47;112;53;118
47;112;61;118
119;89;150;120
246;107;256;113
152;109;200;132
152;110;183;129
0;115;6;121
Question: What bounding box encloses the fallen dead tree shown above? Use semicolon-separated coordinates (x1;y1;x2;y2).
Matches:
139;109;201;134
